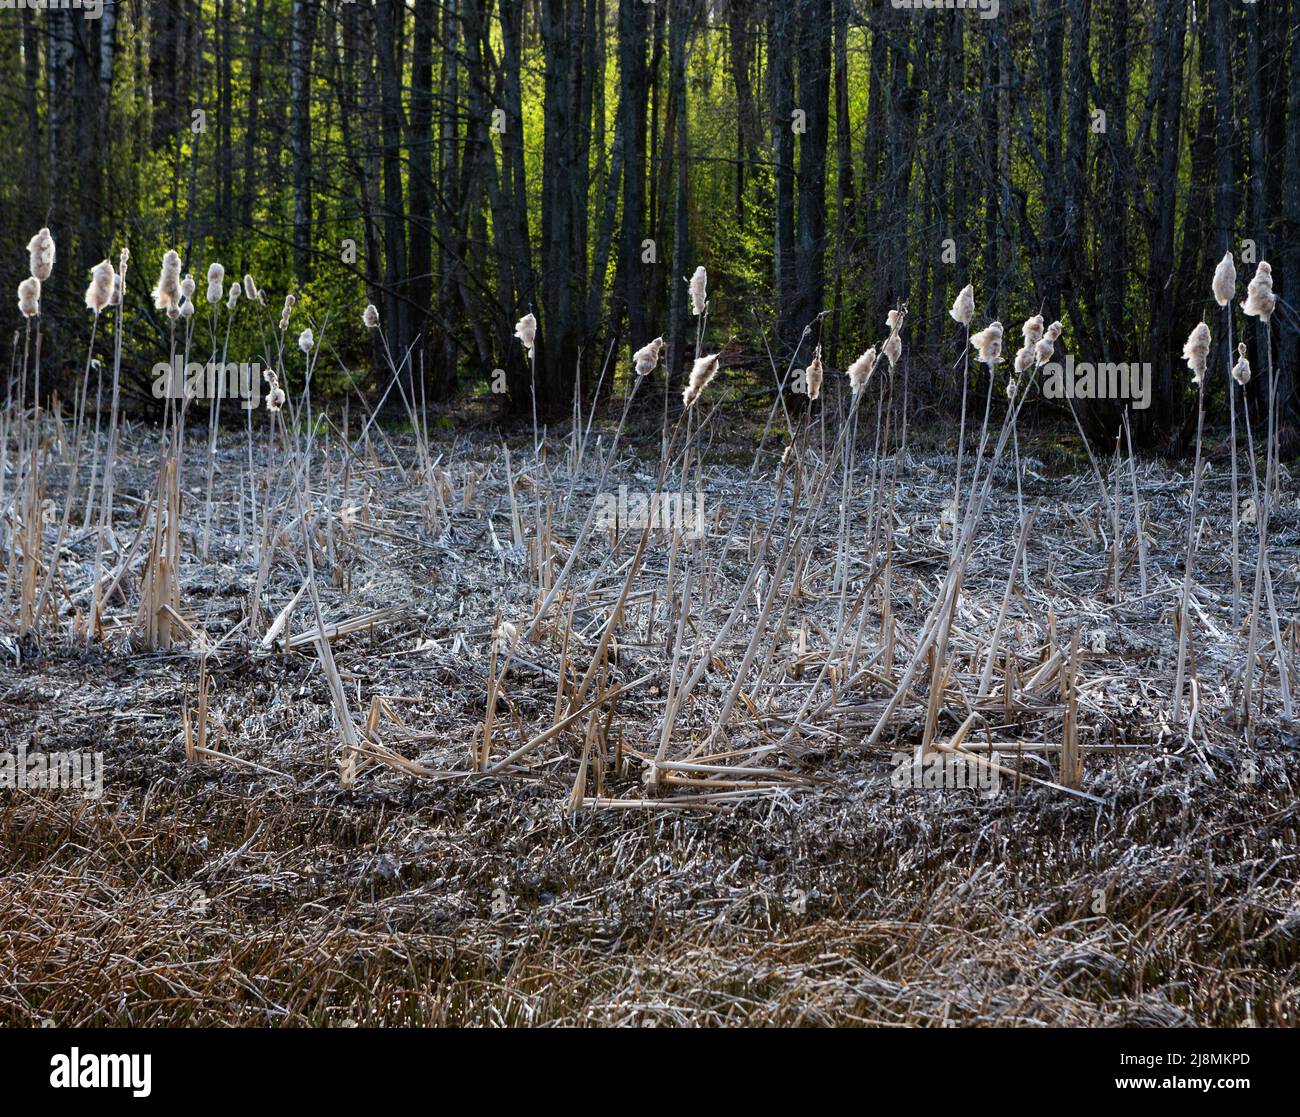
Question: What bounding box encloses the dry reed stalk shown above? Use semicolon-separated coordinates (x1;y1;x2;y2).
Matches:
1172;323;1210;727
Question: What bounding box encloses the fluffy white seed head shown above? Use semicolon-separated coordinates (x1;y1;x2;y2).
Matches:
950;284;975;327
1182;321;1211;385
267;386;286;412
227;281;241;310
362;303;379;329
847;346;877;393
806;347;824;401
1231;342;1251;386
632;336;665;377
688;266;708;316
298;327;314;354
1021;314;1045;347
970;321;1003;366
17;276;40;318
27;227;55;282
180;273;196;299
1242;261;1275;322
1212;251;1236;307
152;250;182;310
885;307;906;334
514;312;537;358
84;259;115;315
242;274;256;302
682;353;720;406
179;296;195;320
110;271;123;307
882;331;902;370
206;262;225;297
1014;343;1035;376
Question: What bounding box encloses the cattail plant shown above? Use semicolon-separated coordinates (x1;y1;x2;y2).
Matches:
688;266;708;317
1240;260;1291;720
27;227;55;282
633;336;664;378
681;353;720;408
1172;321;1210;727
17;278;39;320
806;346;824;402
84;260;115;315
514;312;539;453
90;246;130;635
23;228;53;412
153;251;182;311
200;262;237;558
949;285;976;521
79;260;116;533
1213;251;1242;623
206;263;225;304
962;319;1003;525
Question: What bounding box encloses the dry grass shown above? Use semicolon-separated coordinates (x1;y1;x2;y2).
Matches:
0;390;1297;1026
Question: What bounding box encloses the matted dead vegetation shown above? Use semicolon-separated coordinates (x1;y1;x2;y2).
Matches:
1;379;1297;1025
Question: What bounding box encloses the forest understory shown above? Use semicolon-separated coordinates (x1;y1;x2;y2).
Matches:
1;402;1297;1027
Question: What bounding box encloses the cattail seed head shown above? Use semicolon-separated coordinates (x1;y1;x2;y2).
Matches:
847;346;877;393
950;284;975;327
298;327;314;354
632;336;665;377
882;331;902;370
110;271;123;307
84;259;115;315
179;296;195;319
1182;321;1211;385
1212;251;1236;307
514;312;537;358
206;262;225;303
17;276;40;318
682;353;720;406
885;307;906;334
1231;342;1251;386
1021;315;1045;346
1014;343;1035;376
227;281;241;310
362;303;379;329
806;346;824;401
27;227;55;281
152;250;182;310
242;274;256;302
180;273;196;300
1034;321;1063;366
688;266;708;316
1242;261;1275;322
970;321;1003;366
262;368;284;411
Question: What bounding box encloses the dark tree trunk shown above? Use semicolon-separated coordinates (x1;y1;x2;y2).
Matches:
290;0;317;282
768;0;797;353
794;0;831;339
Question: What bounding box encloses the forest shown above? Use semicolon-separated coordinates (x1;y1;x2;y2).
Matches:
2;0;1299;441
